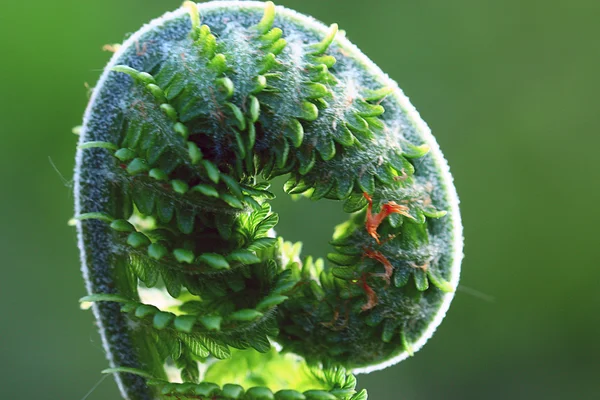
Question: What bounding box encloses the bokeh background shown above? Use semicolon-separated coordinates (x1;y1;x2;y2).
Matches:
1;0;598;399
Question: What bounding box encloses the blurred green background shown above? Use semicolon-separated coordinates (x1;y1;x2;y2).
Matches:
1;0;598;398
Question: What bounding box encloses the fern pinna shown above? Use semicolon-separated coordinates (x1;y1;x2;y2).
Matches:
74;1;463;399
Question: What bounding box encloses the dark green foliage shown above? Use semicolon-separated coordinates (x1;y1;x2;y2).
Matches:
75;1;461;399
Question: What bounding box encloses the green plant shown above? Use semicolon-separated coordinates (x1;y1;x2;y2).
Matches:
74;1;463;399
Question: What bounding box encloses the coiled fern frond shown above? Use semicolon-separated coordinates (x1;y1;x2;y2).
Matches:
74;2;463;399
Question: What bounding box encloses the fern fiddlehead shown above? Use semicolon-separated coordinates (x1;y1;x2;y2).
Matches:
74;1;463;399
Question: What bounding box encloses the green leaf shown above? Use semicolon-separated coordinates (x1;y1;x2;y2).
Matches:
202;160;220;183
246;386;274;400
180;334;210;358
197;25;217;58
198;315;222;331
423;209;448;219
173;248;195;264
217;77;235;98
79;294;129;303
254;213;279;238
188;141;203;164
309;23;338;55
74;212;114;223
351;389;368;400
285;118;304;148
183;1;200;32
247;237;277;251
153;312;175;330
132;185;156;215
268;38;287;55
275;138;290;169
110;219;134;232
209;53;228;74
114;148;136;161
222;384;245;399
402;142;430;158
413;268;429;291
149;168;168;181
102;367;155;380
160;103;178;121
333;177;354;200
259;53;278;74
198;253;230;270
135;304;158;318
331;266;357;280
260;28;282;47
234;129;246;159
127;232;150;248
316;138;336;161
192;184;219;198
427;270;454;293
252;74;268;94
162;269;182;298
303;82;329;99
311;180;334;200
311;54;336;68
193;382;221;397
127;158;150;175
393;268;410;288
345;114;369;134
355;99;385;117
221;174;244;200
229;309;263;322
256;295;288;311
327;253;358;267
251;335;272;353
227;249;261;265
381;319;397;343
356;173;375;194
170;339;182;361
303;390;337;400
221;193;244;209
174;315;197;333
225;102;247;131
171;179;189;194
130;255;158;287
401;331;414;357
343;193;367;213
173;122;189;139
78;141;118;151
148;242;168;260
176;208;195;234
363;86;394;102
250;203;271;226
275;390;306;400
199;336;231;359
297;149;316;175
298;101;319;121
309;281;325;301
254;1;276;34
249;95;261;123
146;83;167;103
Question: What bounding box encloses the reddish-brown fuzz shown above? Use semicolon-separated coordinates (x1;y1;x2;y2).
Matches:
360;274;378;311
364;248;394;285
410;261;430;272
135;40;149;56
364;192;414;243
